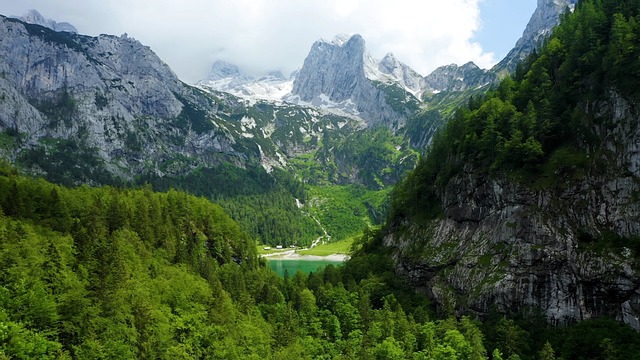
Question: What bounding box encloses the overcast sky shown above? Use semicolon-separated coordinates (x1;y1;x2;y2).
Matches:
0;0;536;83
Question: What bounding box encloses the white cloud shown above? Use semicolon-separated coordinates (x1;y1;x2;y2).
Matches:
1;0;499;83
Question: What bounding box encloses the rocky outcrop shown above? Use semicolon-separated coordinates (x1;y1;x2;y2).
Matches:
10;9;77;33
378;53;424;96
0;15;238;180
385;91;640;329
288;34;420;128
493;0;577;75
423;62;497;94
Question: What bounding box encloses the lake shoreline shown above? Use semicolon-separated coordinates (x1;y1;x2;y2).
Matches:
261;251;349;262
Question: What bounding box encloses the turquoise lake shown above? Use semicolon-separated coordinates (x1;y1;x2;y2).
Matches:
266;258;344;277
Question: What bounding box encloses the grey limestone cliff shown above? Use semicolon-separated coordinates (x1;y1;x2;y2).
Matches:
288;34;420;128
385;91;640;329
0;14;237;181
0;15;361;183
378;52;424;95
423;62;497;94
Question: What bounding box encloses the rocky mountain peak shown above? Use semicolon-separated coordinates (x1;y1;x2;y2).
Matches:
328;33;356;46
377;52;423;95
379;52;400;72
423;61;496;93
493;0;576;74
199;33;420;126
10;9;78;33
207;60;244;81
290;33;367;104
287;33;421;127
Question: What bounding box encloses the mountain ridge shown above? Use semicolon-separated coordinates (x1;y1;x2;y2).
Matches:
199;0;574;127
10;9;77;33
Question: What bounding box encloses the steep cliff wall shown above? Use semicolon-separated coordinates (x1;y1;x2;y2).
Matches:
288;34;420;129
385;91;640;329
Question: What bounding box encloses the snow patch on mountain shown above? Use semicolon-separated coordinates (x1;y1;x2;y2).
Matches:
197;60;293;102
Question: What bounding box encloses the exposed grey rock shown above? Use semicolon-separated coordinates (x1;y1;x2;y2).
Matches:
385;91;640;329
291;34;368;103
10;9;77;33
200;35;424;128
378;52;424;95
423;62;497;93
288;34;420;128
207;60;244;81
493;0;577;74
0;15;361;182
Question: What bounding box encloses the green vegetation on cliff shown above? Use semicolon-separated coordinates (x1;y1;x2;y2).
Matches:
391;0;640;222
1;167;639;359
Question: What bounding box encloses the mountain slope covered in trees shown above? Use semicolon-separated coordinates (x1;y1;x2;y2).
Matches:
2;164;640;359
385;0;640;328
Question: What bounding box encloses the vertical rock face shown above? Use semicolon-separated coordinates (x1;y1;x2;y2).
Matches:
0;15;365;181
0;15;255;181
493;0;577;74
385;92;640;329
288;34;420;128
292;34;367;103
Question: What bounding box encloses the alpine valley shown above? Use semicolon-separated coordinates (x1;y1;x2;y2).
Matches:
2;1;640;359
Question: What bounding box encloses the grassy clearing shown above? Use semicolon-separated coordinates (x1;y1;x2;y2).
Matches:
307;184;390;242
297;236;355;256
256;244;297;255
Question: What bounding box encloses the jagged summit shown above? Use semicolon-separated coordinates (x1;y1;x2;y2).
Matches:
324;33;355;46
291;33;368;104
378;52;423;95
199;0;576;127
207;60;243;81
424;61;497;93
197;34;422;124
10;9;77;33
285;33;422;127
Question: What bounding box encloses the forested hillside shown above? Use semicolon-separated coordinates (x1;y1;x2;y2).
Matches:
2;164;640;359
381;0;640;331
4;0;640;358
392;0;640;222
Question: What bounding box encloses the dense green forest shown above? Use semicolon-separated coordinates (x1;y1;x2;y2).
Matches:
391;0;640;223
140;165;324;247
3;0;640;358
2;165;640;359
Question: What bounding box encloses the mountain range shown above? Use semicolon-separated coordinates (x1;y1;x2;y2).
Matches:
4;0;637;333
198;0;575;127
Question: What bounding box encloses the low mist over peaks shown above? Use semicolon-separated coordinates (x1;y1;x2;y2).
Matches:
207;60;243;81
10;9;77;33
